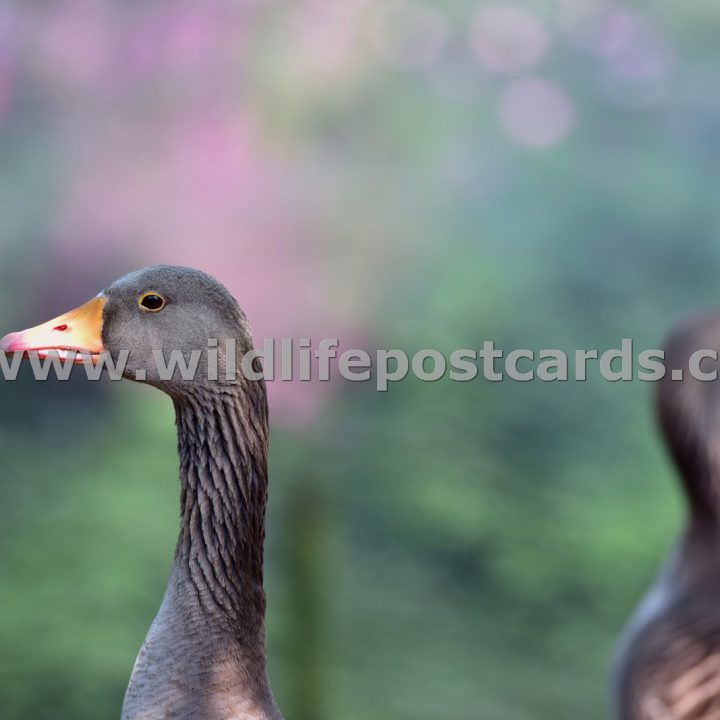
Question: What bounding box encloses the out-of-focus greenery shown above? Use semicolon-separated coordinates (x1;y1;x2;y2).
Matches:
1;1;720;718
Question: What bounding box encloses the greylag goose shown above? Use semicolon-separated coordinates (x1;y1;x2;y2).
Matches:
614;312;720;720
0;266;283;720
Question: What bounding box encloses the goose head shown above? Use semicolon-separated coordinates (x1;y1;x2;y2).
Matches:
0;265;255;397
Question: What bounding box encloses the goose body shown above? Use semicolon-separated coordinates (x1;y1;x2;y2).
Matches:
614;313;720;720
1;266;283;720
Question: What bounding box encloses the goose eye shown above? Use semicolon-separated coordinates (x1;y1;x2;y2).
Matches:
139;293;166;312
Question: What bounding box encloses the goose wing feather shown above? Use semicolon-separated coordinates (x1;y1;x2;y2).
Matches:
624;610;720;720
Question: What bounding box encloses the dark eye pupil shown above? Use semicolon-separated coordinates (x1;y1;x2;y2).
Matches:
141;294;164;310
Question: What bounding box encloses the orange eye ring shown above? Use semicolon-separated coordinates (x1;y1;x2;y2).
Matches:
138;292;166;312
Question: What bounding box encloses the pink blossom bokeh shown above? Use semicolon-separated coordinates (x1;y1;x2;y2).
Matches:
8;1;386;426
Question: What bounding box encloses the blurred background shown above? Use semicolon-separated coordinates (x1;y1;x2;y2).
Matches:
0;0;717;718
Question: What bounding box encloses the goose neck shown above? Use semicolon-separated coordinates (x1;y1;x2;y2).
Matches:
172;383;269;620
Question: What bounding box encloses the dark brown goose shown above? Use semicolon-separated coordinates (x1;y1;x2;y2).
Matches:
0;266;283;720
614;312;720;720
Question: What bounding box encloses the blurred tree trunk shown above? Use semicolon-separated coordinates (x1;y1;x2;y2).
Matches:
283;480;332;720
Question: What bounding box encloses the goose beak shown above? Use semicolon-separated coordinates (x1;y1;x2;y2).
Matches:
0;296;106;364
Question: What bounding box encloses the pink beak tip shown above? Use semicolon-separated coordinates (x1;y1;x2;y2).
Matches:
0;332;22;353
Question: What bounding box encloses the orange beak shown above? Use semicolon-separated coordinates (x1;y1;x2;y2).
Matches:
0;296;106;364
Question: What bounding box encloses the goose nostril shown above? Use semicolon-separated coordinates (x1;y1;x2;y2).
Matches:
54;324;69;332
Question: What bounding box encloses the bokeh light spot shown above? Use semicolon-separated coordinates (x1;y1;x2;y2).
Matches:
471;4;547;75
292;2;364;79
498;77;575;147
595;10;670;108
